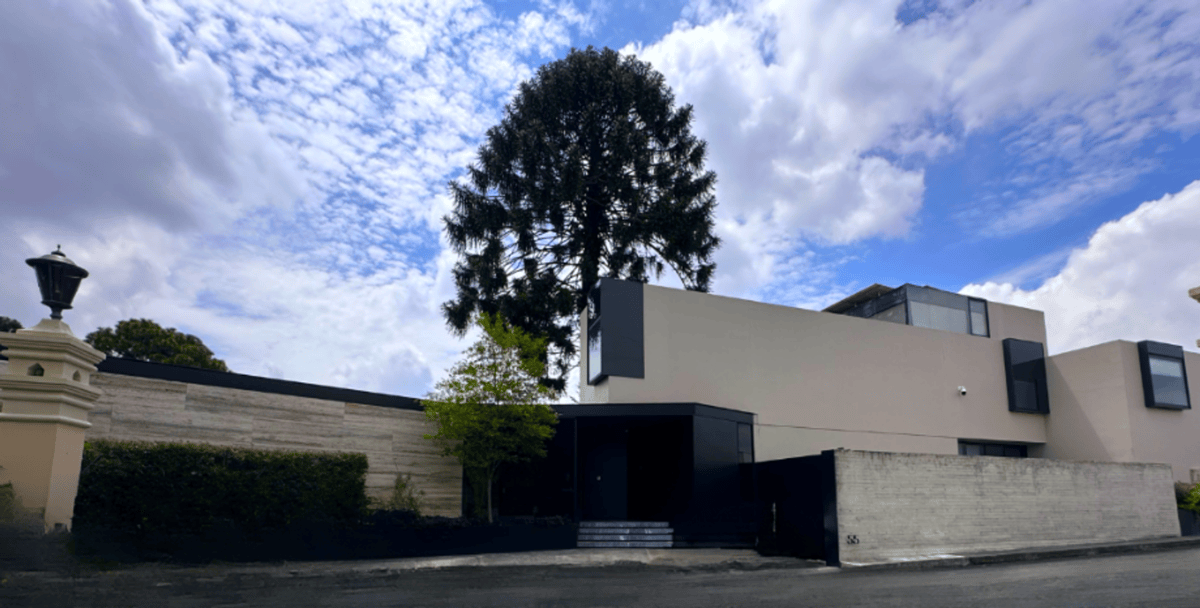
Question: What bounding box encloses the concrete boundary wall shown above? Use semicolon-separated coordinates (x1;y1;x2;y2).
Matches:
60;362;461;517
833;449;1179;565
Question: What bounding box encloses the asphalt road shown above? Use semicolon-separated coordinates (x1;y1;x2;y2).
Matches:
3;547;1199;607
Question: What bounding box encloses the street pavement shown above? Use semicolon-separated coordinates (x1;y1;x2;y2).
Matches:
2;536;1199;607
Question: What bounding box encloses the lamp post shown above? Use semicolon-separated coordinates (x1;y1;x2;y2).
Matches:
0;246;105;533
25;246;89;321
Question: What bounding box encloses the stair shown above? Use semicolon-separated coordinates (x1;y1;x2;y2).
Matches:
577;521;674;548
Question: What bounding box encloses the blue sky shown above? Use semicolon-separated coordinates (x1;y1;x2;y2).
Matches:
2;0;1200;400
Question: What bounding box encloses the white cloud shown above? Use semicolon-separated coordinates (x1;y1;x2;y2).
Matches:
0;0;587;398
627;0;1200;304
962;180;1200;355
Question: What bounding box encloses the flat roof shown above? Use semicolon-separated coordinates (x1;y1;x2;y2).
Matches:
822;283;895;314
96;357;425;411
556;402;755;424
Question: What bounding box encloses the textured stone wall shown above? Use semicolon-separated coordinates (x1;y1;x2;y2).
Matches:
833;449;1179;565
84;372;462;517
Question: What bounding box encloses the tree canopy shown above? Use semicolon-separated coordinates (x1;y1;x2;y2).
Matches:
421;311;559;522
442;46;721;394
0;317;22;333
0;316;20;359
85;318;230;372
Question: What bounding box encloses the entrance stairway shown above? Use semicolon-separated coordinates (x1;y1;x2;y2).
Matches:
577;521;674;548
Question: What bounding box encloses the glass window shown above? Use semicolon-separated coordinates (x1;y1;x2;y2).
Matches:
1149;355;1188;407
909;301;969;334
1012;380;1038;412
959;441;1027;458
1149;356;1184;377
587;324;602;384
969;299;988;337
871;303;907;324
737;423;753;464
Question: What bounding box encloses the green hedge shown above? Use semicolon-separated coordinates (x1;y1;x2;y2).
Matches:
73;439;371;537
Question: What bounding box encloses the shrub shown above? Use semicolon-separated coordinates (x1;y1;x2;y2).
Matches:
0;482;16;523
371;473;425;517
1179;482;1200;515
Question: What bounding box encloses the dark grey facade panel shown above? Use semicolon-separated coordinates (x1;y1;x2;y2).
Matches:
1002;338;1050;414
586;278;644;384
1137;340;1191;410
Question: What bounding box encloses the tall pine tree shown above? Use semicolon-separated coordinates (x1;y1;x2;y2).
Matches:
442;46;721;394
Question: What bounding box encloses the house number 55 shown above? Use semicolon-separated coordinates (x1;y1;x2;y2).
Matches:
846;535;860;545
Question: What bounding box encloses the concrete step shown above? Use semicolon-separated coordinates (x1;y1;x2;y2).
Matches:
577;521;675;548
579;521;671;528
578;534;674;542
578;527;674;535
577;540;674;548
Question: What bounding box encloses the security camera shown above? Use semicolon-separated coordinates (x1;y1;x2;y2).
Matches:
957;386;967;396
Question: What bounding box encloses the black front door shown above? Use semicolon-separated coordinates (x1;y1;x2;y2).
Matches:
581;424;628;520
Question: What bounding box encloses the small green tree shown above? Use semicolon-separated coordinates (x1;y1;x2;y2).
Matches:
1179;482;1200;515
421;312;559;523
372;473;426;516
85;318;230;371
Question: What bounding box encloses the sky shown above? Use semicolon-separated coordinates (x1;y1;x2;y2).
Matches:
2;0;1200;402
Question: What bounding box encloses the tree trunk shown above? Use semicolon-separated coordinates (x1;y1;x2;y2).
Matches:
486;467;495;524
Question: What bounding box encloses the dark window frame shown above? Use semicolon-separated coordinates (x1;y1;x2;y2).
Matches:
1137;340;1192;410
968;298;989;337
1003;338;1050;415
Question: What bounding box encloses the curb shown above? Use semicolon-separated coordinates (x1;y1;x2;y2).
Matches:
842;537;1200;572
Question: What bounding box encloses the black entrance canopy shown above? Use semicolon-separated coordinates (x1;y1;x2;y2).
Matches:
475;402;757;547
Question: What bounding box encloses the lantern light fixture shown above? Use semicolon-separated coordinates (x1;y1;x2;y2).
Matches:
25;245;89;320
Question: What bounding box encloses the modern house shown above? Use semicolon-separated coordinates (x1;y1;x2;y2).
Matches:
3;274;1192;562
499;278;1198;558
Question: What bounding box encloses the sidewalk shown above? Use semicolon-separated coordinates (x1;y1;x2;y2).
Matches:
840;535;1200;570
5;535;1200;584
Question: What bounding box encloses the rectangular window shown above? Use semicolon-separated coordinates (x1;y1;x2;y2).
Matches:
587;324;603;384
737;423;753;464
959;441;1027;458
1003;338;1050;414
871;302;908;324
1138;341;1191;409
968;298;989;337
1149;356;1187;407
909;300;969;334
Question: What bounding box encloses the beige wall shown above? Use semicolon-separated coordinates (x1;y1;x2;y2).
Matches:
834;449;1179;565
81;371;461;516
584;285;1048;462
1046;341;1200;482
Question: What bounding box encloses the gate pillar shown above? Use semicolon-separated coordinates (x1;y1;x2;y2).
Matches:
0;318;105;532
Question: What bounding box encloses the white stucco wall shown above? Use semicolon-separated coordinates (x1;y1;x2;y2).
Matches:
584;284;1049;462
1046;341;1200;482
